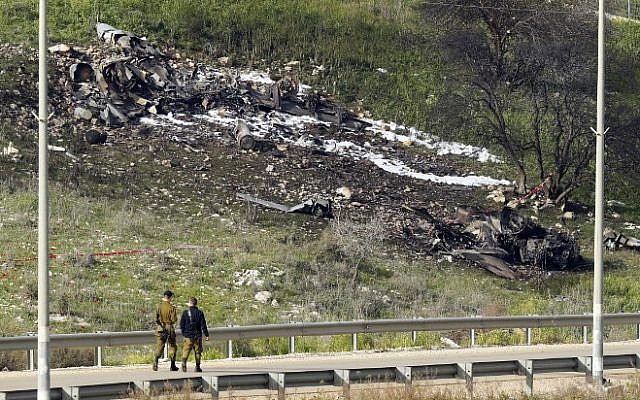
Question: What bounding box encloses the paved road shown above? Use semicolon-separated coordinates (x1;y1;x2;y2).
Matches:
2;341;639;391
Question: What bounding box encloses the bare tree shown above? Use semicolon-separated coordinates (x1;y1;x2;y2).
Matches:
424;0;598;199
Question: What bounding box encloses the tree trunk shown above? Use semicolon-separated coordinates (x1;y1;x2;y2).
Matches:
515;165;528;194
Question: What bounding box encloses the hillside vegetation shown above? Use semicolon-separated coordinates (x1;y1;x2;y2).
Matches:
0;0;441;133
3;0;640;199
1;0;640;373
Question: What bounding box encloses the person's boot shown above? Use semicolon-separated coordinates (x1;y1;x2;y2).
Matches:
169;360;179;371
195;363;202;373
152;358;158;371
181;360;187;372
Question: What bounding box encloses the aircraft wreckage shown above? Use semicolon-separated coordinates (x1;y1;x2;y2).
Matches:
55;21;592;280
407;206;583;279
67;21;370;131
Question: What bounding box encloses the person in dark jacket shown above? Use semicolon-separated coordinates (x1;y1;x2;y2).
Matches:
179;297;209;372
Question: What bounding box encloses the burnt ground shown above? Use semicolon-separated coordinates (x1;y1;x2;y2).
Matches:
0;41;509;254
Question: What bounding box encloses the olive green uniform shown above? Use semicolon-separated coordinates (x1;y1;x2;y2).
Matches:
154;300;177;363
182;337;204;365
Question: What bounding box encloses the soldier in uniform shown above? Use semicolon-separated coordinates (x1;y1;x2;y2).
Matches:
179;297;209;372
153;290;179;371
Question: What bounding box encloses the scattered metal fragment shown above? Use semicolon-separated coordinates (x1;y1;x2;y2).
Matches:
604;229;640;251
236;193;333;218
69;63;94;82
100;103;129;126
1;142;21;160
234;120;256;150
96;22;163;57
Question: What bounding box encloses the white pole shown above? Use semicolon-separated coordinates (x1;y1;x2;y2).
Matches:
592;0;606;386
37;0;50;398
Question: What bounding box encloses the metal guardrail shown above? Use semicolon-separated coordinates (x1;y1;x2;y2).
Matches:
2;313;640;369
2;353;640;399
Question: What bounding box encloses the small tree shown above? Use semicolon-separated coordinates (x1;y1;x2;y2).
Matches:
424;0;598;199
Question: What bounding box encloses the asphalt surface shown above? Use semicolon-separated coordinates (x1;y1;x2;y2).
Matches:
2;341;640;391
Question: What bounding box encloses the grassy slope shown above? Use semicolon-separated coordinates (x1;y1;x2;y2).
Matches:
0;0;443;132
1;0;640;368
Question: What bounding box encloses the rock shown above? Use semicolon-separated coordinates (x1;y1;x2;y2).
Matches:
48;44;71;53
234;269;264;288
254;291;272;304
336;186;352;199
486;189;506;204
74;107;93;121
85;130;107;145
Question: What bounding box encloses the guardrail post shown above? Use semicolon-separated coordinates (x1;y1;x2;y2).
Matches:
411;316;418;344
64;386;79;400
578;356;593;383
138;381;151;395
396;366;412;388
470;329;476;347
163;342;168;360
334;369;350;399
202;376;219;400
288;336;295;354
94;346;102;367
582;312;589;344
636;313;640;340
27;348;35;371
526;328;532;345
518;359;534;396
352;333;358;351
457;363;473;398
226;340;233;359
268;372;285;400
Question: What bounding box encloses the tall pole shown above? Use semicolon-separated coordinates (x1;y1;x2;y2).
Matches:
592;0;606;386
37;0;50;398
629;0;632;19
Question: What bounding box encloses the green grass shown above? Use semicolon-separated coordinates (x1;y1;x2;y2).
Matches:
2;178;640;368
2;0;640;371
0;0;443;132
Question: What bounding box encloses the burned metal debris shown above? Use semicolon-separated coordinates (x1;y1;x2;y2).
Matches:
237;193;333;218
408;206;581;279
97;22;164;57
61;21;370;132
604;229;640;251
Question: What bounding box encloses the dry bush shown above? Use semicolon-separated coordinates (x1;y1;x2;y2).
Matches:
51;348;95;368
328;213;386;287
0;351;25;371
190;246;217;268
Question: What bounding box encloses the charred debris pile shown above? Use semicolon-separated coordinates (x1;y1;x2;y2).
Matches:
60;22;368;133
407;206;583;280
